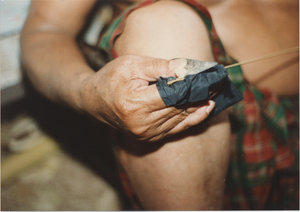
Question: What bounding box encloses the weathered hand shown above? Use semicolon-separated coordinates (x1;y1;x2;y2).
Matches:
80;55;215;141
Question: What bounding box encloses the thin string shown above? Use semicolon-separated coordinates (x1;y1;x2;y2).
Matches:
167;46;299;85
225;46;299;69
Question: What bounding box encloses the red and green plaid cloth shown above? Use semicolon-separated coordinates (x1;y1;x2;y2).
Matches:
98;0;299;209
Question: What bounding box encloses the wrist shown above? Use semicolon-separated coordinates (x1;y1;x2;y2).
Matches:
68;69;94;113
74;70;106;122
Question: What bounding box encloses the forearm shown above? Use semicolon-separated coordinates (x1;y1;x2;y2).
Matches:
21;31;94;111
20;0;97;111
20;0;216;142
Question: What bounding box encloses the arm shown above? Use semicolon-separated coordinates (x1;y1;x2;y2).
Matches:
21;0;97;110
21;0;215;141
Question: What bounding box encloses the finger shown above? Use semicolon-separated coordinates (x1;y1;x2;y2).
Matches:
134;82;209;111
135;57;187;81
128;101;214;142
134;83;168;110
149;101;212;138
152;101;207;127
166;100;215;135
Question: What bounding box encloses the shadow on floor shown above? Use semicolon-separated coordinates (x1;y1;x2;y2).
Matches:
2;78;132;210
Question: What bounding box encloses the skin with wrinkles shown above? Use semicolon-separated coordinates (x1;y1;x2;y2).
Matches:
79;55;215;141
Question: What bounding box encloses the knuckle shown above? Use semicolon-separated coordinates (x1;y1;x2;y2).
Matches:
183;122;191;130
118;55;135;67
115;98;137;116
115;99;152;140
152;59;164;71
148;133;165;142
130;125;151;140
115;55;140;78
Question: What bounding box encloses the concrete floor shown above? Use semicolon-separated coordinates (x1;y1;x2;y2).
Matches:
2;149;122;211
1;88;130;210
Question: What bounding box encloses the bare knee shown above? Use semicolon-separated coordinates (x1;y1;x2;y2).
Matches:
112;0;230;209
114;0;214;61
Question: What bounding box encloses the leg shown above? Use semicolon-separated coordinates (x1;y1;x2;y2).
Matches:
114;1;231;210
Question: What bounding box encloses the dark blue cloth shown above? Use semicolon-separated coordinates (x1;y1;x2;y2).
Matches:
156;64;243;116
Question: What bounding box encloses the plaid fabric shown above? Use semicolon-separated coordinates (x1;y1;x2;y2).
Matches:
99;0;299;210
225;65;299;209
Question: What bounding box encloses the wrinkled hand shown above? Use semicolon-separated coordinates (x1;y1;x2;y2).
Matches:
80;55;215;141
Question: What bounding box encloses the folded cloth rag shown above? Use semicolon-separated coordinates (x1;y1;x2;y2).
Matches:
156;64;243;116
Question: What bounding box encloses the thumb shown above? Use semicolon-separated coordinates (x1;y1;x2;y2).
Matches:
136;57;187;81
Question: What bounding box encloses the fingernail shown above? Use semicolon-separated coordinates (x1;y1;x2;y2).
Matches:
205;100;215;114
169;58;187;71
